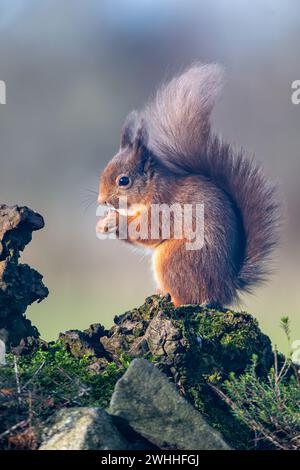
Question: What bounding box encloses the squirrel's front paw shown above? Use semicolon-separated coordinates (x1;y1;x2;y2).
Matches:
96;210;118;234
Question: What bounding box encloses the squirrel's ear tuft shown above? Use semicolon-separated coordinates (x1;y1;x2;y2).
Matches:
133;118;149;152
120;111;139;148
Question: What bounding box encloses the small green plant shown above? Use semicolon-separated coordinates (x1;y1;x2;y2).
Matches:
211;318;300;450
0;342;125;449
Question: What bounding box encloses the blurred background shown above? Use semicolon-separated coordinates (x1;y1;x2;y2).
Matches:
0;0;299;352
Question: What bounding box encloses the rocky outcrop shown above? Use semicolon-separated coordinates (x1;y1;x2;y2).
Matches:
0;205;48;352
60;295;273;448
60;294;273;375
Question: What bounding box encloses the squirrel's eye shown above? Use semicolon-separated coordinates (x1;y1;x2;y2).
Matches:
117;175;131;188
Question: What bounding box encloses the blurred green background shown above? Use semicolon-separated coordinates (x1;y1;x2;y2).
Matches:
0;0;299;353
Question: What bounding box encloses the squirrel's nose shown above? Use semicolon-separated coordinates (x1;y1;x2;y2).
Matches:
97;194;107;205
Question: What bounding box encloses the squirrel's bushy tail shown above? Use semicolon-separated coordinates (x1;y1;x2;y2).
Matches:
145;64;280;292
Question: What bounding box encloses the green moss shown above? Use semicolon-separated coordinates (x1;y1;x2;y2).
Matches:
164;305;273;448
0;343;126;449
176;308;272;375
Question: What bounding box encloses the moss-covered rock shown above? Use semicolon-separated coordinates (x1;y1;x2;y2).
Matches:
61;295;273;448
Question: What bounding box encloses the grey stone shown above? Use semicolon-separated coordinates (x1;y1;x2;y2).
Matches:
108;359;230;450
40;408;128;450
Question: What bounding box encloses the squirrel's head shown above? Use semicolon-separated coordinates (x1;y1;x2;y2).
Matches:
98;112;156;213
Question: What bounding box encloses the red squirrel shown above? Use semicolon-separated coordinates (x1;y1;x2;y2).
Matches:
97;64;280;307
